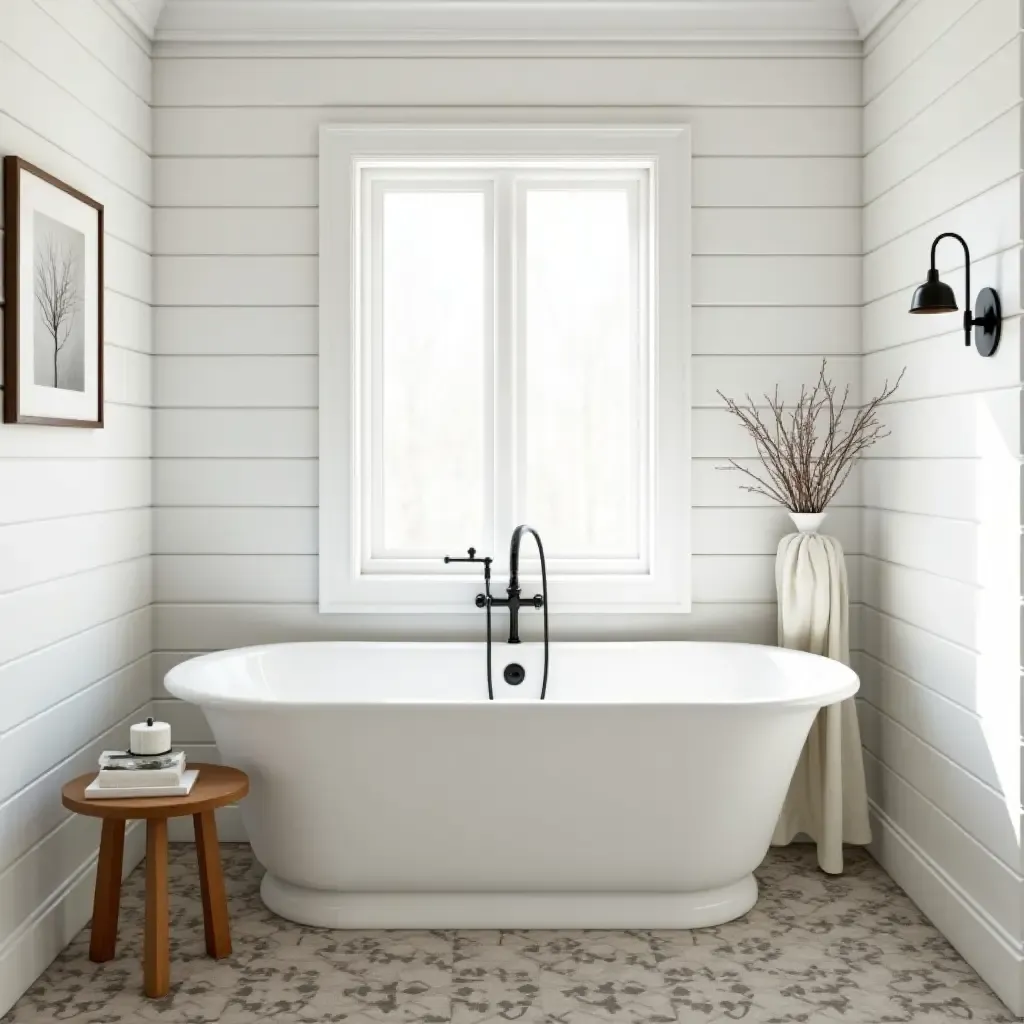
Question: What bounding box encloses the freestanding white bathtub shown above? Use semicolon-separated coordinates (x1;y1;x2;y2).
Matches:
165;641;857;929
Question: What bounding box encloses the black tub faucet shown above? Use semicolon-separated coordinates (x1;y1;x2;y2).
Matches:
444;526;551;699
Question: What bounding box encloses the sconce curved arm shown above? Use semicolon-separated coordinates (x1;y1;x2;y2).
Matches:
929;232;970;319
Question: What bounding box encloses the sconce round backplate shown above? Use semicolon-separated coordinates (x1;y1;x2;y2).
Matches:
974;287;1001;357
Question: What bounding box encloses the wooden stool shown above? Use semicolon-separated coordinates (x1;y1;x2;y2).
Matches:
62;764;249;998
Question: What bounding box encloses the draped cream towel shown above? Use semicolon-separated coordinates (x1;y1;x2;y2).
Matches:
771;526;872;873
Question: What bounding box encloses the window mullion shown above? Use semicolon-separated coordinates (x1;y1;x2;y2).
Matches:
493;171;515;571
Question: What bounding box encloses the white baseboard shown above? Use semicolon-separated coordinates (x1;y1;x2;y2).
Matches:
869;802;1022;1018
0;821;146;1018
168;804;246;843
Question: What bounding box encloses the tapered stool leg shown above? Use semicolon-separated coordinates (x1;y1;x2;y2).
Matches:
144;818;170;998
89;819;125;962
194;811;231;958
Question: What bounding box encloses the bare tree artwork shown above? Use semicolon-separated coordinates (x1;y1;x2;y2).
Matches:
717;360;904;513
34;235;81;390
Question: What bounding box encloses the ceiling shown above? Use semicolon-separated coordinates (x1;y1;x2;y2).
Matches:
113;0;900;44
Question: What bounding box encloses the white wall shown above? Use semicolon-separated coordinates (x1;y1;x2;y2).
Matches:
858;0;1023;1013
150;49;864;773
0;1;152;1014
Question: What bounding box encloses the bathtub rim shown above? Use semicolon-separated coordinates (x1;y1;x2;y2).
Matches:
164;639;859;710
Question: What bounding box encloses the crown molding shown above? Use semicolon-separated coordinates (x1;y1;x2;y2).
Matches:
846;0;902;39
154;1;863;45
109;0;165;38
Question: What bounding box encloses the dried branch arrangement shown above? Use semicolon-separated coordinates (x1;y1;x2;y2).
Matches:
717;360;904;513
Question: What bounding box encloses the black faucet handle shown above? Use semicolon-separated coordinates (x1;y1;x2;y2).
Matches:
443;547;492;566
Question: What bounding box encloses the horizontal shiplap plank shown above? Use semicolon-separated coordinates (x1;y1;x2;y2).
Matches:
858;653;1017;798
154;601;784;650
694;158;860;208
863;0;1018;152
861;749;1021;941
0;458;150;525
860;556;986;654
0;402;152;458
0;704;150;876
867;389;1020;460
694;256;860;306
863;177;1021;302
154;256;317;307
154;408;314;457
152;505;860;558
0;556;152;667
38;0;153;103
862;509;1017;590
857;697;1021;873
864;108;1021;252
154;355;316;407
864;39;1020;205
154;206;862;258
0;0;150;153
863;0;982;102
0;109;151;253
0;508;151;596
154;458;316;506
105;289;154;354
0;657;151;805
694;354;860;407
0;606;151;736
860;459;992;521
859;605;995;717
154;57;861;108
693;208;861;255
155;306;318;355
692;306;861;355
864;318;1023;403
154;104;862;158
105;344;153;408
154;156;861;209
155;507;317;554
155;207;318;256
0;41;150;206
154;552;856;605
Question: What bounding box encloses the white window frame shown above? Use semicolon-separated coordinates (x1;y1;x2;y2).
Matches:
319;123;691;614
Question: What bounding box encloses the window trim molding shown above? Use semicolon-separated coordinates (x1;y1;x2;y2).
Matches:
319;121;691;614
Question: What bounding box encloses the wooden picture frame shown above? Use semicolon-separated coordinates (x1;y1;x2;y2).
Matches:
2;156;104;427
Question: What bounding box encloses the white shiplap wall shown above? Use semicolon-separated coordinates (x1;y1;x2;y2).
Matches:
151;54;864;759
0;1;152;1014
859;0;1023;1013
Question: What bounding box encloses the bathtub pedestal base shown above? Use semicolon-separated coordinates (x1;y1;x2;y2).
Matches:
260;872;758;929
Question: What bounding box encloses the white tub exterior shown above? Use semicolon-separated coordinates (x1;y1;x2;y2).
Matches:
165;641;858;929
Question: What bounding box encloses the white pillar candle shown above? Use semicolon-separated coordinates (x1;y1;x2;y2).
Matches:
129;717;172;755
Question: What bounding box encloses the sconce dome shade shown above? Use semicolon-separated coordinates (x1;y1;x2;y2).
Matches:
909;268;958;314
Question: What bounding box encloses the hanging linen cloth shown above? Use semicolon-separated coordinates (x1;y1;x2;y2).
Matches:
771;517;872;873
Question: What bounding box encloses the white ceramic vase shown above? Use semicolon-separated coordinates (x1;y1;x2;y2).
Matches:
788;511;827;534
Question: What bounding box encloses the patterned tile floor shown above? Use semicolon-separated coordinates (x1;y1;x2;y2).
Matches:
4;844;1015;1023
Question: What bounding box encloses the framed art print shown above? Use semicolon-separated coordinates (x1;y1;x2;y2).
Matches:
3;156;104;427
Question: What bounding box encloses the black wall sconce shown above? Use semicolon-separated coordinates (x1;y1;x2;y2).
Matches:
909;232;1001;356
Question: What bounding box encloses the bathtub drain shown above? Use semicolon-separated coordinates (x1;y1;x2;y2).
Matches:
503;663;526;686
